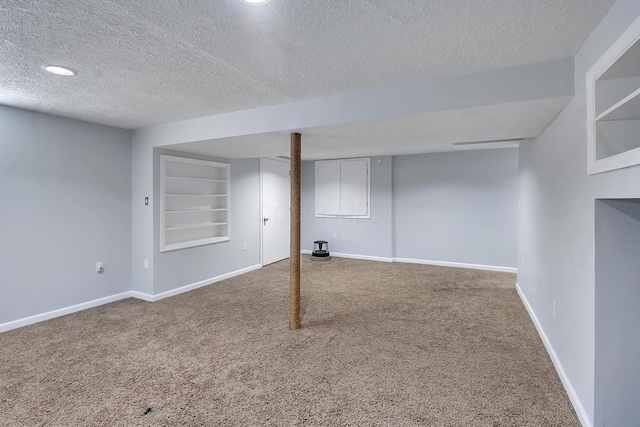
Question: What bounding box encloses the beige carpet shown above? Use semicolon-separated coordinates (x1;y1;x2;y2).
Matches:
0;257;579;426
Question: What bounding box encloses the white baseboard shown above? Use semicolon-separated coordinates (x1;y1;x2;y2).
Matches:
331;252;394;263
393;257;517;273
0;264;263;333
0;292;133;333
516;283;591;427
303;251;515;272
302;249;393;262
131;263;263;303
129;291;154;302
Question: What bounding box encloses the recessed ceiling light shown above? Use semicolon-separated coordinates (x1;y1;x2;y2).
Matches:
43;65;76;76
241;0;270;4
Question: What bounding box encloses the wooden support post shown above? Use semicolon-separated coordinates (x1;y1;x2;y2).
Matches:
290;132;301;330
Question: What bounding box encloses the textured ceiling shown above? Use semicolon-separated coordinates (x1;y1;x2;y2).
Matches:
0;0;615;130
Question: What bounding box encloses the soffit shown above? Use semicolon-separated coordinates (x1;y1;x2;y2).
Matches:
164;97;572;160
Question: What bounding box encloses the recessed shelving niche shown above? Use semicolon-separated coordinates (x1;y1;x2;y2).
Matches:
160;155;230;252
587;16;640;174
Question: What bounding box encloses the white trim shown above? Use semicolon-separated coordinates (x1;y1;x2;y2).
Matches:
0;292;133;333
133;263;263;302
260;157;290;267
587;15;640;175
516;283;592;427
129;291;154;302
260;158;265;266
302;249;392;263
0;264;262;333
331;252;392;262
393;257;517;273
302;251;516;271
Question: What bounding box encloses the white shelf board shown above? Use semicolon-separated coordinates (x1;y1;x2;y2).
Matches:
596;87;640;121
165;193;227;197
165;222;227;231
165;176;226;182
589;146;640;174
161;236;230;252
166;208;227;214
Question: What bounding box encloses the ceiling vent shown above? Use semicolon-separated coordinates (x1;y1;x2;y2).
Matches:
453;138;521;151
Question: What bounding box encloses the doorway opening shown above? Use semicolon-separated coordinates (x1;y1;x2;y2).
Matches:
594;198;640;426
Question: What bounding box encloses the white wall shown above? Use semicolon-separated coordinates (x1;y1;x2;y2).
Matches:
301;156;393;260
517;1;640;425
394;148;519;269
152;149;261;295
0;106;132;324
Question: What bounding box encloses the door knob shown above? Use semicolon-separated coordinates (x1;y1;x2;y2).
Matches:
263;217;269;225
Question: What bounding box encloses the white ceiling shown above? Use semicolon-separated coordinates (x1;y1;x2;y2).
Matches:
0;0;616;158
165;97;571;160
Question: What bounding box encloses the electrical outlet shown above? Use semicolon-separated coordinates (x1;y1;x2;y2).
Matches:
144;259;149;270
243;242;247;251
332;232;338;239
96;262;104;274
553;301;557;319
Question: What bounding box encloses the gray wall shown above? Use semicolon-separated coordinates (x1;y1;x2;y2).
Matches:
301;156;393;259
394;148;518;268
153;149;261;294
594;199;640;426
517;0;640;424
0;105;132;323
301;150;518;268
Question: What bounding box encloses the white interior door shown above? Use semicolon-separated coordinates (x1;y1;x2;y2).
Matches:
261;158;290;265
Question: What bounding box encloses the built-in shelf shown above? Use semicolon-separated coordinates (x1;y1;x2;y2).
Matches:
587;16;640;174
160;155;230;252
596;88;640;121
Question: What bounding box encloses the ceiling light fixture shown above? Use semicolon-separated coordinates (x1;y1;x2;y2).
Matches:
43;65;76;76
241;0;270;4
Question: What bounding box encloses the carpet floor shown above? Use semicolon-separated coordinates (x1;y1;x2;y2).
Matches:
0;257;579;426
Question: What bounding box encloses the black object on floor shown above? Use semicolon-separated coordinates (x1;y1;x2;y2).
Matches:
311;240;331;261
